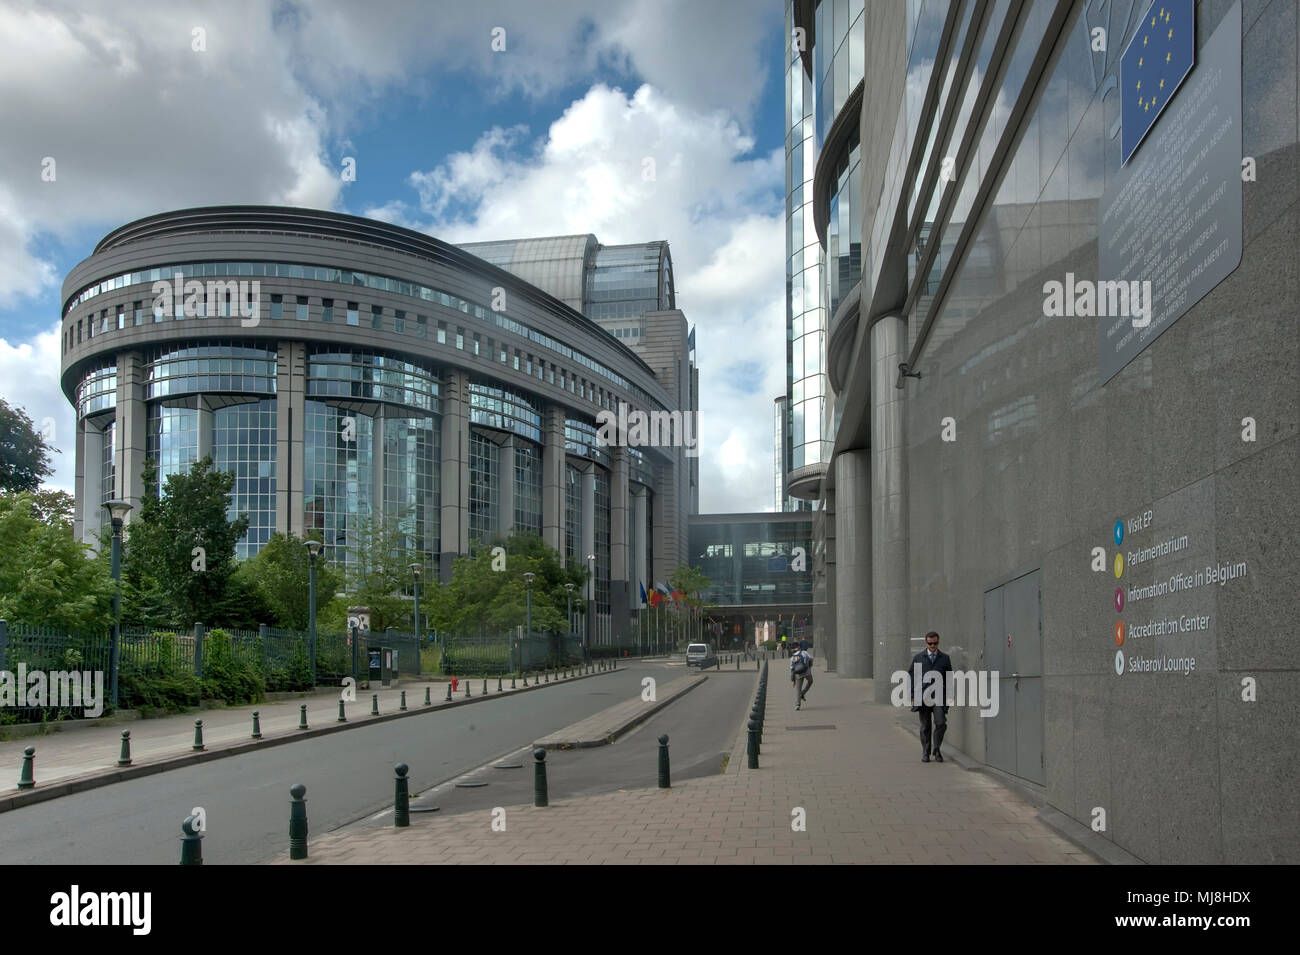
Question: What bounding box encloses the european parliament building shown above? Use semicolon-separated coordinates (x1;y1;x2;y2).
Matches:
59;207;698;646
787;0;1297;862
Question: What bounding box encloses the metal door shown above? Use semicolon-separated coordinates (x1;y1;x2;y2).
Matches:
984;569;1044;784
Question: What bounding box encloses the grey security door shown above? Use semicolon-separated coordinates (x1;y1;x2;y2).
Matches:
983;569;1044;785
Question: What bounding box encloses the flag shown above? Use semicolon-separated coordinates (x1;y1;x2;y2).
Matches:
687;326;695;354
639;581;648;606
1121;0;1194;164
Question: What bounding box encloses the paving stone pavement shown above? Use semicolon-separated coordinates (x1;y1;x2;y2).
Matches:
284;667;1098;865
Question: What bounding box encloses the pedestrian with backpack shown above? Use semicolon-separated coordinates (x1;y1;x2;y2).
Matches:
790;640;813;709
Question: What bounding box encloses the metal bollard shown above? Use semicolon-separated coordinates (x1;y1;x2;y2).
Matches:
482;679;487;696
544;669;549;683
533;748;548;807
466;679;472;698
747;721;759;768
193;720;205;751
394;763;410;828
736;655;740;671
424;686;432;706
289;783;309;860
371;693;379;715
298;704;309;730
400;690;407;711
337;699;347;722
445;682;452;701
523;672;529;687
658;734;671;789
252;711;262;739
180;814;203;865
511;673;517;689
17;746;35;790
118;731;132;767
497;676;503;693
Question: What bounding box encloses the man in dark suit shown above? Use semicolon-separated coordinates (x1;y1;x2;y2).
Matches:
909;631;952;763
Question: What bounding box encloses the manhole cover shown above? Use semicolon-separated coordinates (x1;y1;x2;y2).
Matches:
493;763;523;770
785;725;836;730
454;781;489;788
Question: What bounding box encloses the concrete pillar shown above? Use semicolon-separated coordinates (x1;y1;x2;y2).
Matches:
80;421;105;546
497;435;515;539
834;449;871;678
439;369;470;580
542;407;565;555
275;341;307;537
870;315;909;702
821;490;837;672
632;488;648;610
73;415;88;542
610;446;630;644
581;467;596;600
116;350;147;520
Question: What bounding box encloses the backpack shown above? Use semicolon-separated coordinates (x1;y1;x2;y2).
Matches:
791;652;809;676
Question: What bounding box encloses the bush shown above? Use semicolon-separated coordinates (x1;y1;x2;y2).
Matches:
119;665;204;712
200;628;264;705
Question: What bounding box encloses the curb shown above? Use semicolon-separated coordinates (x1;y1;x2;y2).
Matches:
0;665;619;815
534;674;708;749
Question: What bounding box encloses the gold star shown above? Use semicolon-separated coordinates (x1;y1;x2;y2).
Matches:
1168;28;1173;39
1166;51;1172;62
1143;35;1148;46
1150;93;1157;106
1151;15;1157;26
1136;80;1142;90
1159;78;1164;88
1165;10;1171;22
1145;102;1150;111
1139;56;1144;67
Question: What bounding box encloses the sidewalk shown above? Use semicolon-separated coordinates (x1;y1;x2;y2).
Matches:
0;665;606;805
285;668;1098;864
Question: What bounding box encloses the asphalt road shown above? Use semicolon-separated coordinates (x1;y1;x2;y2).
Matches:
0;660;756;865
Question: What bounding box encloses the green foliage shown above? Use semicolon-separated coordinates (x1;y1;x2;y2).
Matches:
199;628;263;704
122;456;248;627
0;491;113;633
337;510;426;631
233;532;342;630
0;397;54;493
427;534;582;637
265;638;314;692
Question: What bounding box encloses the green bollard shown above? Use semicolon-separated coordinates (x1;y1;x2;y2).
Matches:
400;690;407;711
544;669;549;683
117;731;132;767
424;686;432;706
497;676;503;692
658;734;671;789
511;673;517;689
393;763;410;828
523;672;529;687
466;679;472;698
747;721;759;768
371;694;379;716
180;814;203;866
289;783;309;860
192;720;205;751
482;679;487;696
252;711;262;739
17;746;35;790
445;682;452;701
337;699;347;722
298;704;309;730
533;748;548;807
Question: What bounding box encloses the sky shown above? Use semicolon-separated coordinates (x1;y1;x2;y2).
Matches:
0;0;789;512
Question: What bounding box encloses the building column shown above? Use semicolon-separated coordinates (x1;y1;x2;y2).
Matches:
275;341;307;537
650;459;674;587
817;491;836;671
196;399;214;463
371;405;386;524
116;350;147;520
834;449;872;678
542;407;565;557
581;467;596;599
439;369;470;581
632;488;648;610
497;435;515;539
610;446;630;644
73;415;88;542
79;420;104;546
870;315;910;704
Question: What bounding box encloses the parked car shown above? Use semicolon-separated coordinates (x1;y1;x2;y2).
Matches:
686;643;718;668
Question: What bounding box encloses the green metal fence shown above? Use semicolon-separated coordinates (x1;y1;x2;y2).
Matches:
0;621;114;720
437;631;584;675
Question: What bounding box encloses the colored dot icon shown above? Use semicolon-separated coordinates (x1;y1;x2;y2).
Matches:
1115;650;1125;675
1114;587;1125;612
1114;553;1125;578
1114;519;1124;546
1115;620;1126;646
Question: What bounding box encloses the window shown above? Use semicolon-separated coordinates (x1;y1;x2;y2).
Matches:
270;294;282;319
472;333;480;355
296;296;308;321
371;306;383;330
100;310;109;333
513;352;520;370
395;309;405;333
456;327;464;350
416;314;427;339
437;322;446;345
322;298;333;323
116;306;125;329
347;302;359;326
76;320;83;344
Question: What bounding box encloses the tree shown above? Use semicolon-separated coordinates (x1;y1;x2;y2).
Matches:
427;533;582;637
328;509;428;631
0;491;113;633
121;456;248;627
0;398;55;492
234;532;343;631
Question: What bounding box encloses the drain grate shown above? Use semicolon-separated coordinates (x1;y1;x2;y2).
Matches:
785;724;836;731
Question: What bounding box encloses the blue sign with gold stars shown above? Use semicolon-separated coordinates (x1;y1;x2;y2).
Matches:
1120;0;1196;164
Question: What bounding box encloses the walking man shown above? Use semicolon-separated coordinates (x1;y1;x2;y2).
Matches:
790;640;813;710
909;631;952;762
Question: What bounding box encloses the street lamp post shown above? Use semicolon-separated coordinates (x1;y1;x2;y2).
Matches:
410;562;422;640
586;553;596;659
564;582;574;643
305;539;322;686
103;500;133;710
523;572;535;672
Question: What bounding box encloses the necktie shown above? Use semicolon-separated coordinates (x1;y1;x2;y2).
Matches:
929;653;935;663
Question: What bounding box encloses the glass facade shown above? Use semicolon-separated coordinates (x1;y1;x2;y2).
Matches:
212;398;277;558
513;441;543;537
813;0;865;147
145;343;276;400
308;349;439;414
585;243;674;322
77;364;117;418
563;417;610;466
303;401;373;566
564;463;582;567
593;467;611;613
468;382;541;442
100;418;116;510
382;414;440;570
468;429;499;547
146;403;200;493
689;518;815;607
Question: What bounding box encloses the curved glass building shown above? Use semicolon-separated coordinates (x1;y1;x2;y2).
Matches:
61;207;698;647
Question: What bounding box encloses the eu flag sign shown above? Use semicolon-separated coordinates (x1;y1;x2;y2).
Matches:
1120;0;1196;165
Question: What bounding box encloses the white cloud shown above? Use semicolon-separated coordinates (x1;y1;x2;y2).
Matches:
0;324;74;492
377;83;785;511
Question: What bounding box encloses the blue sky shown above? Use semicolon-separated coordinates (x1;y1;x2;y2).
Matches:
0;0;789;510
